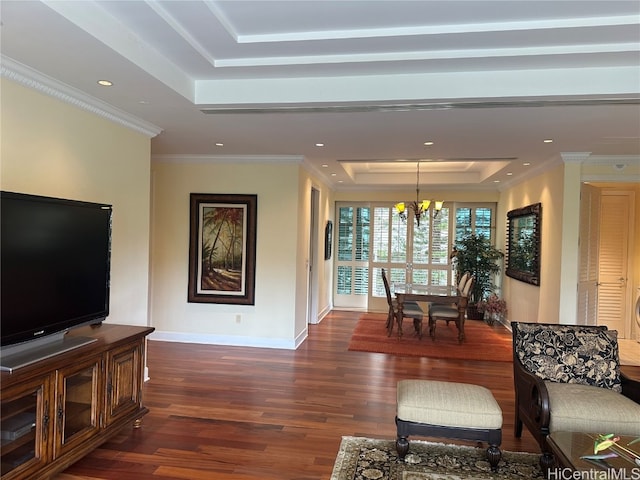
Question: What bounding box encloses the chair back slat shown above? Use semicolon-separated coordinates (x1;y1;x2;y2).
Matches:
457;271;470;291
461;276;474;297
381;268;393;306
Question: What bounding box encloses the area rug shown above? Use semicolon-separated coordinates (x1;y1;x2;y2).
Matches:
331;436;543;480
348;315;513;362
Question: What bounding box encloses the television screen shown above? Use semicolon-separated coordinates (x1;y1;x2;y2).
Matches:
1;191;112;347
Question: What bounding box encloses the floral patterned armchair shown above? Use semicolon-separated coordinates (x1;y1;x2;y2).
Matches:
511;322;640;471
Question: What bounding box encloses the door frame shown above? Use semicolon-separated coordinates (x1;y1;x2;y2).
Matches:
580;183;637;338
307;187;320;324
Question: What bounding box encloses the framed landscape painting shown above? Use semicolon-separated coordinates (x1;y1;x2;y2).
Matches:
188;193;257;305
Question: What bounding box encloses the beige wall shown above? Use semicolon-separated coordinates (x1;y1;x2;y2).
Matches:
0;79;152;327
499;164;566;324
149;158;334;348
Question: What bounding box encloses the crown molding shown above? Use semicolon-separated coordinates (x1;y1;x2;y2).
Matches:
560;152;593;163
1;55;162;138
584;154;640;165
582;174;640;182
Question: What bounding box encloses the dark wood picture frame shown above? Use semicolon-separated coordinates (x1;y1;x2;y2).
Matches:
506;202;541;286
324;220;333;260
188;193;257;305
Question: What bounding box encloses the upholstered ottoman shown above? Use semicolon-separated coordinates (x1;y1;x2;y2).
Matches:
396;379;503;471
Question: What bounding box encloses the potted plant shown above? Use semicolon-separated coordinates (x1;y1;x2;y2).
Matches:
477;294;508;325
452;233;504;319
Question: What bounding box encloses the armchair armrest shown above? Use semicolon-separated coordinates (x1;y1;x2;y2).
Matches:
621;367;640;404
513;355;551;444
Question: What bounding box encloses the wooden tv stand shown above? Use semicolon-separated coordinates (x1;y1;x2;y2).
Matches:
0;324;154;480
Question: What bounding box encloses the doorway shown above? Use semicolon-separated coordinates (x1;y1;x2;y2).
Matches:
596;189;635;338
307;187;320;324
579;184;636;338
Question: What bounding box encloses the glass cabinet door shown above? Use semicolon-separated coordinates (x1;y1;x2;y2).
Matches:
1;376;50;478
54;359;101;458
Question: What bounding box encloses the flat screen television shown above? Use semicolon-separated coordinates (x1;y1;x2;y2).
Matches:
1;191;112;371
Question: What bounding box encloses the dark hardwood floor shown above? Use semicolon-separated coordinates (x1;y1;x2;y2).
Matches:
57;310;544;480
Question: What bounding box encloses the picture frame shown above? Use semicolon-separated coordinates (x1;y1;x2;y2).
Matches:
324;220;333;260
506;202;541;286
188;193;257;305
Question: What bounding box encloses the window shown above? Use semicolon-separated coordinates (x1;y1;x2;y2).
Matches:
336;206;370;297
455;205;494;241
334;202;496;309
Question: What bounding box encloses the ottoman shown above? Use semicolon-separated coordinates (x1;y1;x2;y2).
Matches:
395;379;503;471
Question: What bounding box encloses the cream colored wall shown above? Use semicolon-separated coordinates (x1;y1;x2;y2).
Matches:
0;79;151;327
149;159;333;348
295;169;310;339
499;164;566;324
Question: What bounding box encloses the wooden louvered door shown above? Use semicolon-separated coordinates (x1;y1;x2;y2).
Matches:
596;190;633;338
577;184;600;325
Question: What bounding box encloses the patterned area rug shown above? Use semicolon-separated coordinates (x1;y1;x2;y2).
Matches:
331;437;543;480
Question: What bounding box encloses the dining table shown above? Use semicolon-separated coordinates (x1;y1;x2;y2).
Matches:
393;283;467;343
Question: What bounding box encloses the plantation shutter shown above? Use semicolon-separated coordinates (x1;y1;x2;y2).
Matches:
334;205;370;308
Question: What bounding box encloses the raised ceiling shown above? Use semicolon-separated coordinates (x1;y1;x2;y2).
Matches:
1;0;639;190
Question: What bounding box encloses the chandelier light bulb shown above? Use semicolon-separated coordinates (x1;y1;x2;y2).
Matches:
394;162;443;227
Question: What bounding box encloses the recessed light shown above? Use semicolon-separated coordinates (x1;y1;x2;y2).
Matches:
523;162;531;166
97;80;113;87
215;143;224;147
493;180;500;183
321;164;328;168
507;172;513;176
543;139;553;143
423;141;434;146
331;173;337;177
315;143;325;147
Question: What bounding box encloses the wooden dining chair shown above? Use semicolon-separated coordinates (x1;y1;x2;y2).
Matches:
381;268;424;337
425;271;469;326
428;276;474;342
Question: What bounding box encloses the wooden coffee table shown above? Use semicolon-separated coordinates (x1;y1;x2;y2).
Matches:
547;431;640;472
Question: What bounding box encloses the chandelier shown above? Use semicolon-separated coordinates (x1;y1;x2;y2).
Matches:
394;161;443;227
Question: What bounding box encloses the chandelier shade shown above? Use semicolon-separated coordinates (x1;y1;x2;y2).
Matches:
394;162;443;227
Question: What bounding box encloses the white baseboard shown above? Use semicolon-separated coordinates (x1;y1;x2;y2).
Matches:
148;330;298;350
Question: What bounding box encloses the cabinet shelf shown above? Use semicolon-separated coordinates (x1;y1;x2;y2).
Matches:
1;412;36;442
1;441;35;476
1;395;36;422
1;429;36;455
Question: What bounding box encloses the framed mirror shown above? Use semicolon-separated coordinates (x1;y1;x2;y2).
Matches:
506;202;541;286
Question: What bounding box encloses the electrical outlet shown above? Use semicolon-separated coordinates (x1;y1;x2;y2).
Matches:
235;314;241;324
